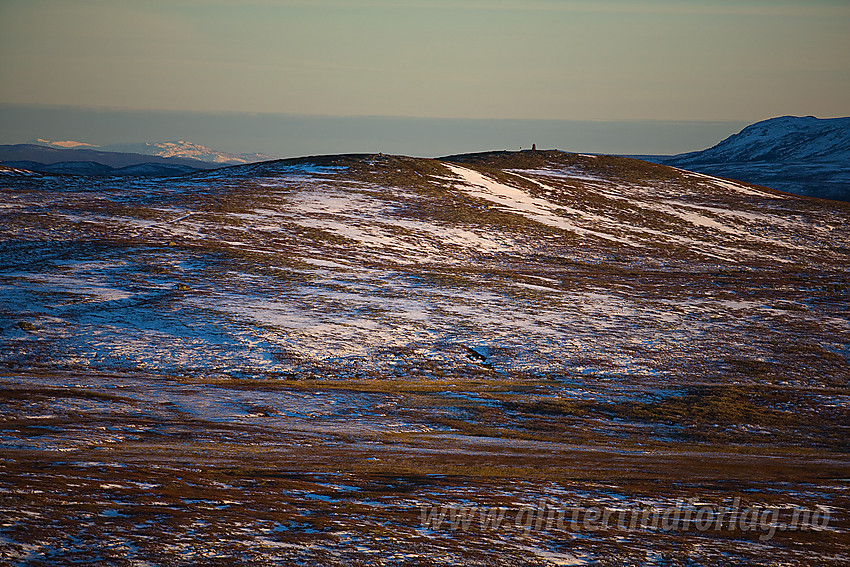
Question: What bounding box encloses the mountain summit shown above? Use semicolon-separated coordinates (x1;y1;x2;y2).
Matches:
672;116;850;165
650;116;850;201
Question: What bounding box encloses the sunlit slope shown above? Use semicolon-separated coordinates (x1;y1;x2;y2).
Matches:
1;151;848;385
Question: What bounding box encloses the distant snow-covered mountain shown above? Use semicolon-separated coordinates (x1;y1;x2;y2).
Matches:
31;138;99;149
644;116;850;201
31;139;276;165
100;141;276;165
671;116;850;165
0;143;220;176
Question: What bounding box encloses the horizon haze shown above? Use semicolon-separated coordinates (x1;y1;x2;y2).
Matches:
1;1;848;156
0;104;753;158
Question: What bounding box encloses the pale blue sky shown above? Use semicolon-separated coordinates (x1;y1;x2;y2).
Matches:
0;1;847;154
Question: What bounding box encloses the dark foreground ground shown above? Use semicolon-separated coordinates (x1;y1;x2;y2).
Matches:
1;370;847;566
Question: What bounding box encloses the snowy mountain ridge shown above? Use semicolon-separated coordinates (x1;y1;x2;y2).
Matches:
670;116;850;165
100;140;276;165
643;116;850;201
30;138;276;165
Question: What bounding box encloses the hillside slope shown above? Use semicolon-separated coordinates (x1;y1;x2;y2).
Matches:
2;150;846;383
1;151;848;565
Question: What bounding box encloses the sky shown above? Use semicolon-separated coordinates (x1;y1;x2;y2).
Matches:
1;0;848;156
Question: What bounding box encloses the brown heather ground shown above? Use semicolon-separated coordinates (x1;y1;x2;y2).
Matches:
0;151;848;565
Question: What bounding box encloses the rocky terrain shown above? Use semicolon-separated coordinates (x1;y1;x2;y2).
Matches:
0;151;848;565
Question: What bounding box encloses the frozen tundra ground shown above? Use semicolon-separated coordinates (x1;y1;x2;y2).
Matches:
0;150;848;565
